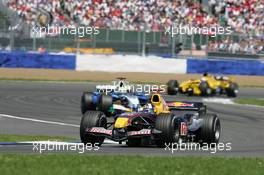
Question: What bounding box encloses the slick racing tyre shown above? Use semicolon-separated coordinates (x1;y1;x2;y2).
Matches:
155;113;180;147
200;114;221;145
80;111;107;146
97;94;113;113
81;92;95;114
226;83;239;97
167;80;179;95
199;81;212;96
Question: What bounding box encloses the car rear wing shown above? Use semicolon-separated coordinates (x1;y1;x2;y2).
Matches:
166;101;206;114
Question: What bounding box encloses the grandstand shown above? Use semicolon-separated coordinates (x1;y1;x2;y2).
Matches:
0;0;263;57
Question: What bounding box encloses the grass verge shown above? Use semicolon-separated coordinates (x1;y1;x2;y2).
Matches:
235;98;264;106
0;155;263;175
0;134;77;142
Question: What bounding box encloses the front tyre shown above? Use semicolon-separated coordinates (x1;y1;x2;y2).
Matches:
187;88;193;96
80;111;107;146
81;92;95;114
199;81;212;96
155;113;180;147
200;114;221;144
226;83;239;97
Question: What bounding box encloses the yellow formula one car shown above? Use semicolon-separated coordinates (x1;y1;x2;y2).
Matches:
167;73;239;97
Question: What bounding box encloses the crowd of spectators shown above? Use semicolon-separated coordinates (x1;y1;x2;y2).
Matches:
208;38;264;54
4;0;264;55
5;0;263;35
4;0;225;31
209;0;264;36
5;0;216;31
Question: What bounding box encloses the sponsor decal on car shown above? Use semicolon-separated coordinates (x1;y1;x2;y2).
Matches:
127;129;151;136
88;127;112;135
167;102;194;107
180;122;188;136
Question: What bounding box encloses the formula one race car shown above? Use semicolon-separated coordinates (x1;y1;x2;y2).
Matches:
80;92;221;147
81;78;149;115
167;73;239;97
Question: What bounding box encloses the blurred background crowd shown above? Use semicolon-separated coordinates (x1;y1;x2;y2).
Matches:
1;0;263;55
6;0;263;35
208;37;263;54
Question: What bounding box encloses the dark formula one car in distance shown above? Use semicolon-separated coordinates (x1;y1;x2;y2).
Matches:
80;92;221;147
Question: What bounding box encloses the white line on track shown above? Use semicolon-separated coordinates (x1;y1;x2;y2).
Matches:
202;98;234;105
18;140;120;145
202;98;264;108
0;114;79;128
0;114;123;145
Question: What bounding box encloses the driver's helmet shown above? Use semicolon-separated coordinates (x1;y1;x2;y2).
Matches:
222;76;229;80
120;97;129;108
142;104;154;113
215;75;222;80
119;81;124;87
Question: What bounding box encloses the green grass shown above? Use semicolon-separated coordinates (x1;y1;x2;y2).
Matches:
0;134;77;142
235;98;264;106
0;155;263;175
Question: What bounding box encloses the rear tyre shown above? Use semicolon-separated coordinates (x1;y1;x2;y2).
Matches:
80;111;107;146
199;81;212;96
81;92;95;114
200;114;221;145
155;113;180;147
97;95;113;113
226;83;239;97
167;80;179;95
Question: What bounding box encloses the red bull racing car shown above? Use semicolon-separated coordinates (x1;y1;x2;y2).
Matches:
80;93;221;147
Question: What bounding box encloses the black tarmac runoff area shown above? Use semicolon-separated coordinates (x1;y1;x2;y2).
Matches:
0;81;264;156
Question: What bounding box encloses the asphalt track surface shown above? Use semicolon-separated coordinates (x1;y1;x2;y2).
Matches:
0;81;264;156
